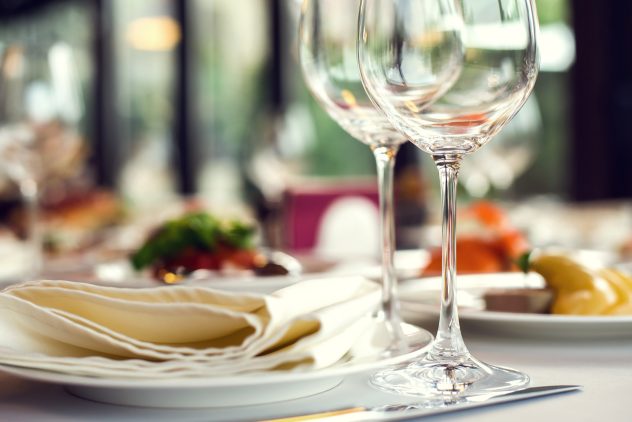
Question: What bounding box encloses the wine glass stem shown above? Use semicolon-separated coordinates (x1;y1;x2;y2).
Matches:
372;144;404;346
430;154;469;363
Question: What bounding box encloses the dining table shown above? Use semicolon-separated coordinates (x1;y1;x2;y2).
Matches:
0;310;630;422
1;197;631;422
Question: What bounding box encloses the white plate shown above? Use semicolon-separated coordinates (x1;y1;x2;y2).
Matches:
0;325;432;409
1;271;301;295
84;259;302;293
399;272;632;340
98;271;302;294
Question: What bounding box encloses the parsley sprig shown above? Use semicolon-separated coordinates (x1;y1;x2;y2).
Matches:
130;212;256;270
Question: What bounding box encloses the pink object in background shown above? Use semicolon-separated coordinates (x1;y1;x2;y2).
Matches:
283;178;378;254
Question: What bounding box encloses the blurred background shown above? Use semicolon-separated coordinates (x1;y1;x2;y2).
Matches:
0;0;630;266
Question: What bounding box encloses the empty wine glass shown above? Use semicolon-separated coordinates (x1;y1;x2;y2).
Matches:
0;44;44;278
0;41;83;279
298;0;462;354
359;0;539;396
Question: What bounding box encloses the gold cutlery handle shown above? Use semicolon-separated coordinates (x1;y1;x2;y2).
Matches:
259;407;364;422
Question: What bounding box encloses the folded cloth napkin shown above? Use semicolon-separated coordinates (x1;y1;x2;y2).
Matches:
0;276;383;379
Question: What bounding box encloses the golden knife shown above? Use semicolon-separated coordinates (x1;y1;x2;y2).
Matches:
260;385;582;422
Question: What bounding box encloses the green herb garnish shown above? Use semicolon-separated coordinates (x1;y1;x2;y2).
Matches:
130;212;256;270
516;250;532;274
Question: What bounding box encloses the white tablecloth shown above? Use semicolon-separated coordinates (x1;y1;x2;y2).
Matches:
1;317;630;422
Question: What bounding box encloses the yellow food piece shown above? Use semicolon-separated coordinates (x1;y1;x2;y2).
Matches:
530;255;596;291
599;268;632;315
609;302;632;315
530;254;632;316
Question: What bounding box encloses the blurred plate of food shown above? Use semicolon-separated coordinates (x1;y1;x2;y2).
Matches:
41;189;126;269
418;200;621;277
399;252;632;339
83;211;305;293
418;201;533;279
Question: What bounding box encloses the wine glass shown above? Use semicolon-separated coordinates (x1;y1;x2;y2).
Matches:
0;41;83;280
358;0;539;396
0;44;45;278
298;0;462;354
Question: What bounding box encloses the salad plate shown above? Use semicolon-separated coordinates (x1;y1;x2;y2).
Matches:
399;272;632;340
0;324;432;408
92;258;303;293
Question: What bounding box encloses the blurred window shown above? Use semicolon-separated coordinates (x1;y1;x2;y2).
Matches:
113;0;179;208
192;0;270;212
0;0;583;213
0;0;93;198
518;0;573;197
459;0;574;199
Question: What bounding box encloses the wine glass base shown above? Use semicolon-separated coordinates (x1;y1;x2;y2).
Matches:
370;354;529;399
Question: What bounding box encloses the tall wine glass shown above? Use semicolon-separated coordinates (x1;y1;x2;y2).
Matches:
0;44;45;278
358;0;539;396
0;41;83;280
298;0;462;354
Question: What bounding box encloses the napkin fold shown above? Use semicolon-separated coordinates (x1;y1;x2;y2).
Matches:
0;277;383;379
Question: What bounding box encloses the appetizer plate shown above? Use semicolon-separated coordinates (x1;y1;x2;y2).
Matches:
399;272;632;340
0;325;432;409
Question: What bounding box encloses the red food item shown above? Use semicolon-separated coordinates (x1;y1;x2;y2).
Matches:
465;200;510;229
191;253;221;270
421;201;530;276
154;246;258;276
213;245;258;269
423;237;506;276
497;230;530;260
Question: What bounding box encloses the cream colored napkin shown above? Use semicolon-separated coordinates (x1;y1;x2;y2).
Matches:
0;276;383;379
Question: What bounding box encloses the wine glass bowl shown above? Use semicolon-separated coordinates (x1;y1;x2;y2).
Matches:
357;0;465;125
299;0;403;148
360;0;538;157
359;0;539;397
